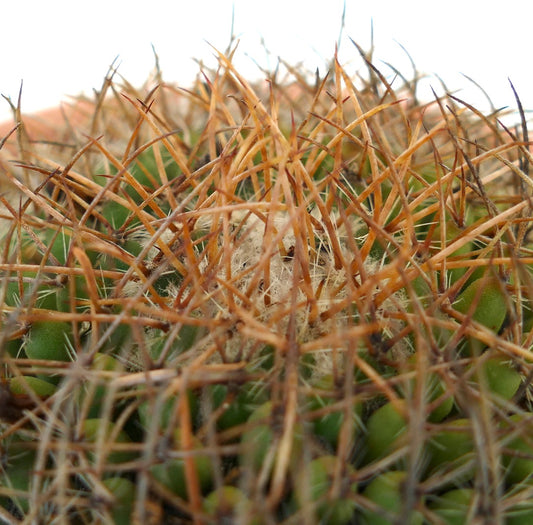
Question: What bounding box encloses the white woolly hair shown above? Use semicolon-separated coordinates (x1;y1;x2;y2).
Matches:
154;207;411;378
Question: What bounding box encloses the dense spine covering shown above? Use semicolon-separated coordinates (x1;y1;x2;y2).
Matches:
0;45;532;523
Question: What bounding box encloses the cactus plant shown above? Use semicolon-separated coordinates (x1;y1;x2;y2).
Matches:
0;41;532;524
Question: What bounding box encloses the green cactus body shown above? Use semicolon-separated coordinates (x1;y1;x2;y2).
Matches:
9;375;57;397
0;442;36;515
149;428;213;499
82;419;137;464
307;374;363;450
203;486;261;524
24;321;72;362
293;455;357;524
100;477;136;525
363;400;408;464
360;471;423;525
239;400;305;478
428;488;475;525
453;274;507;353
426;419;475;480
501;414;533;485
470;355;522;401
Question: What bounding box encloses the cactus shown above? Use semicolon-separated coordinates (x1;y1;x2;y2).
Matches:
0;42;532;523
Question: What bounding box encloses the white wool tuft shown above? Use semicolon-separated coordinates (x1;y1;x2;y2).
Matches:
156;209;411;377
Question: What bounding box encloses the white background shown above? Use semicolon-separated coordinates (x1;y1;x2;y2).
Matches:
0;0;531;125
